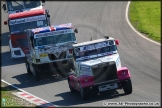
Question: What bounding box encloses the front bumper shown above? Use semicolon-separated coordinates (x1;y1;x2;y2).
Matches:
32;63;51;73
86;79;130;93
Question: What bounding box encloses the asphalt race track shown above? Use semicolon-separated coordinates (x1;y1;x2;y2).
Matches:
1;1;161;106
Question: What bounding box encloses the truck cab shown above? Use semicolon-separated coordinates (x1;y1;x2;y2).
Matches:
2;0;45;14
68;36;132;99
25;23;78;80
4;8;50;58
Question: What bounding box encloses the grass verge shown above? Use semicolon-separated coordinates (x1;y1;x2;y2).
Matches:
1;81;36;107
129;1;161;43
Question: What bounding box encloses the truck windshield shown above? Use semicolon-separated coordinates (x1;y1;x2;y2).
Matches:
74;42;117;60
6;0;41;11
34;33;76;46
9;15;47;33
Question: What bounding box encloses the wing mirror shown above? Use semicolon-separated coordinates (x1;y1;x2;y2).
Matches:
2;3;7;12
74;28;78;33
46;9;50;17
42;0;45;6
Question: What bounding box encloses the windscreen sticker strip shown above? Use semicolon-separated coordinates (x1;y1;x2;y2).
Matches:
34;29;73;38
9;15;46;25
75;41;115;52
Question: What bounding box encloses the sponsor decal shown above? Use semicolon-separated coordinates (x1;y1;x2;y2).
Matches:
34;29;73;38
80;65;90;71
76;56;90;61
80;65;92;76
94;41;109;48
32;27;48;34
38;44;72;55
38;47;67;54
54;51;61;58
98;51;113;56
9;15;46;25
55;23;72;28
94;41;114;48
79;45;95;51
76;41;114;52
40;54;48;57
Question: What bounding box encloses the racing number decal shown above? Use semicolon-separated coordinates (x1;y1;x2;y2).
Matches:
37;21;43;26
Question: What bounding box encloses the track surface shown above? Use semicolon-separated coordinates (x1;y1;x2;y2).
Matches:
1;1;161;106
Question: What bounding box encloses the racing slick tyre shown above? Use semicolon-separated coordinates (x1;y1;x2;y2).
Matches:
123;79;132;95
79;84;90;100
33;68;41;81
25;58;32;74
68;79;76;93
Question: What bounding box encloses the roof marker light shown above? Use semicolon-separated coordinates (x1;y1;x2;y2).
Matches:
115;39;119;45
4;21;7;25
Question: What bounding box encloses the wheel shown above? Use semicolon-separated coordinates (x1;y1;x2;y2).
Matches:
123;79;132;95
79;83;89;100
9;45;12;59
25;58;32;74
33;67;41;81
68;79;76;93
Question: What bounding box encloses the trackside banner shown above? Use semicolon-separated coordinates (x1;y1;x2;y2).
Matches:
34;29;73;38
9;15;46;25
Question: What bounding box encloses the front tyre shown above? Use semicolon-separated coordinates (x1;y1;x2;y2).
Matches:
68;79;76;93
33;68;41;81
79;84;89;100
123;79;132;95
25;58;32;74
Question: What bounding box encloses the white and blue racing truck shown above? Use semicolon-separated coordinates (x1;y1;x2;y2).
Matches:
25;23;78;80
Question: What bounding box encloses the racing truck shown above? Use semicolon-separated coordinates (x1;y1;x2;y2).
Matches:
2;0;45;14
25;23;78;80
3;8;50;58
67;36;132;99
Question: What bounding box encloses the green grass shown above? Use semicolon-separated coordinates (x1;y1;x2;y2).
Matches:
129;1;161;42
1;83;34;107
1;88;20;107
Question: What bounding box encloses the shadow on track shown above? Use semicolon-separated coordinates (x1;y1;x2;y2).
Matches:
3;73;67;90
50;90;126;106
1;32;10;46
1;32;25;66
1;51;25;66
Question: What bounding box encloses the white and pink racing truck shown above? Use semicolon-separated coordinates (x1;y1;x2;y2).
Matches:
2;0;45;14
68;36;132;100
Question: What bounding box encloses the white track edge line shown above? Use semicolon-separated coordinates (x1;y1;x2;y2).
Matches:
125;1;161;45
1;79;59;107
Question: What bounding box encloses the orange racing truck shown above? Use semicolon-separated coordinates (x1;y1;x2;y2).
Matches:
4;8;50;58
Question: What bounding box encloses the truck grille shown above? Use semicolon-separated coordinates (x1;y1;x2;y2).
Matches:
92;61;118;84
48;51;66;60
